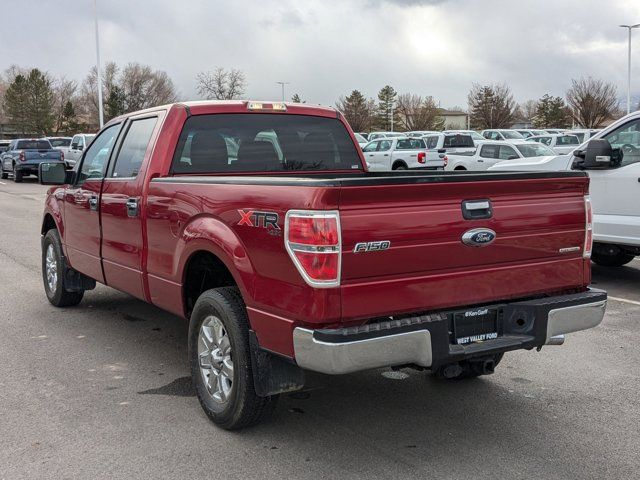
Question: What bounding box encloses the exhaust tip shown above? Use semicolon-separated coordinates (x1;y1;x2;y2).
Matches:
546;334;566;346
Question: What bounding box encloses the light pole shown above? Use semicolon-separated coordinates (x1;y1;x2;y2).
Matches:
276;82;290;102
94;0;104;127
620;24;640;115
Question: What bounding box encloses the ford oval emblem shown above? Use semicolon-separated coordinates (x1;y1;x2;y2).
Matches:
461;228;496;247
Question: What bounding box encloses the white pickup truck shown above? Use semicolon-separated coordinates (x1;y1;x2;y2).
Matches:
489;111;640;267
362;136;446;171
446;140;558;171
526;133;581;155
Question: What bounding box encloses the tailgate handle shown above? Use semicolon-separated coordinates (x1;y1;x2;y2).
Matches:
462;199;493;220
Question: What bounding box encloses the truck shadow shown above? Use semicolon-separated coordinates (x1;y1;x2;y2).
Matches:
72;288;608;477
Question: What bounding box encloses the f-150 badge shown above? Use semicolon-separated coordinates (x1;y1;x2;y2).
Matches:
354;240;391;253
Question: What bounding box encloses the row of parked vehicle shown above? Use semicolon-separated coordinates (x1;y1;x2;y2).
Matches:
0;134;95;182
354;127;602;172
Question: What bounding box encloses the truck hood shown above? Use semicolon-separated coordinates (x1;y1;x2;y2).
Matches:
488;155;572;172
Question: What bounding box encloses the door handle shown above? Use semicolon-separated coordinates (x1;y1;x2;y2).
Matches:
478;159;484;163
89;195;98;211
383;154;389;157
126;198;138;218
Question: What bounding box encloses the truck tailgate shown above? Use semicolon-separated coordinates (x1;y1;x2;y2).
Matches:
338;174;589;320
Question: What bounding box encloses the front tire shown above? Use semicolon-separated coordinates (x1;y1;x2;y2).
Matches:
42;229;84;307
0;168;7;179
189;287;277;430
13;165;22;183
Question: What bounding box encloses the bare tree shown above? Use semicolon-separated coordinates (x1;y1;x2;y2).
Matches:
52;77;77;134
468;83;516;129
78;61;119;127
517;99;538;121
196;67;246;100
395;94;443;131
119;62;177;112
566;77;618;128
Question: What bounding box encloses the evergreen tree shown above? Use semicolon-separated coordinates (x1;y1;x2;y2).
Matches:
26;69;55;134
3;74;30;135
335;90;376;132
467;83;516;129
533;94;571;128
105;85;126;120
376;85;398;131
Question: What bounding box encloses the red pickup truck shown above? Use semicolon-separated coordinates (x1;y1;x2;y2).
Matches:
39;101;607;429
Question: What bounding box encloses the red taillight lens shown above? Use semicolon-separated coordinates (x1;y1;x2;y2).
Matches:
285;211;341;287
19;151;25;162
417;152;426;164
60;150;64;162
443;155;448;167
584;195;593;258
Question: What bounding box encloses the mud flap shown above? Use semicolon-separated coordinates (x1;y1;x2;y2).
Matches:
249;331;305;397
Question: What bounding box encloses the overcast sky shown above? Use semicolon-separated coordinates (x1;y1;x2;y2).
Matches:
2;0;639;108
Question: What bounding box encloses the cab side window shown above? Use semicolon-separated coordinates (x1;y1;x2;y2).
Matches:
479;145;499;158
498;145;518;160
604;118;640;168
110;117;158;178
425;136;439;149
76;124;121;185
378;140;392;151
363;141;378;152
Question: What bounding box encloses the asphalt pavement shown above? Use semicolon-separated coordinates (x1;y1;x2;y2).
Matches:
0;178;638;480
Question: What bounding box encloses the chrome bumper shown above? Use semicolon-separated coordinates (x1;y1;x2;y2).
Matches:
293;292;607;375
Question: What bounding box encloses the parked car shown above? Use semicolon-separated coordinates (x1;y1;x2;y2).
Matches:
422;132;476;160
515;129;548;139
564;129;600;143
481;129;525;142
406;130;440;138
443;130;485;143
45;137;73;167
367;132;404;141
356;132;369;140
489;111;640;267
354;133;368;148
0;140;11;153
65;133;96;169
526;133;580;155
446;140;558;171
0;138;64;182
38;100;605;430
362;136;445;171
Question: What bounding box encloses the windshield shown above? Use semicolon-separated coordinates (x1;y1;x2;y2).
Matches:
515;143;555;157
501;131;524;139
172;113;363;173
16;140;51;150
49;138;71;147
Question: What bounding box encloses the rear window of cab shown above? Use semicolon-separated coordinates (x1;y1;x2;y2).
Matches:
171;114;363;173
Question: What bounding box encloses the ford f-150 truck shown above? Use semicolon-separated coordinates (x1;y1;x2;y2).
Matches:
38;100;607;430
1;138;64;182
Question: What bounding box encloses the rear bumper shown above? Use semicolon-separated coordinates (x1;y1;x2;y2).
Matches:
293;288;607;375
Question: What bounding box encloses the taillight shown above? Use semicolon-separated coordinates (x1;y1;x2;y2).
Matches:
584;195;593;259
443;155;448;167
285;210;341;287
60;150;64;162
417;152;426;164
19;151;25;162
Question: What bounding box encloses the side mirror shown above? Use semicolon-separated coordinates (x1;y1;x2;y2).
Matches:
39;163;72;185
576;139;616;169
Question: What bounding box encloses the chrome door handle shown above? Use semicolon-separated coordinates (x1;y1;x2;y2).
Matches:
126;198;138;217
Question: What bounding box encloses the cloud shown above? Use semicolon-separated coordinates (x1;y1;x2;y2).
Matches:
1;0;639;109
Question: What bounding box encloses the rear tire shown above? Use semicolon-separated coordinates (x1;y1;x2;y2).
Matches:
42;229;84;307
13;165;22;183
189;287;278;430
591;251;635;267
392;162;407;171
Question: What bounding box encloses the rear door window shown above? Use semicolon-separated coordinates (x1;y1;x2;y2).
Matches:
498;145;518;159
109;117;158;178
172;114;363;173
443;135;474;148
425;136;439;149
396;138;425;150
479;145;499;158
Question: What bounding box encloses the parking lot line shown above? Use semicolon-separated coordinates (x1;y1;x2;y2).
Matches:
608;296;640;307
0;181;6;185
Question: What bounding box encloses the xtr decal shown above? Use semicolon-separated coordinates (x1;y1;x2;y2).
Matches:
237;209;281;230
